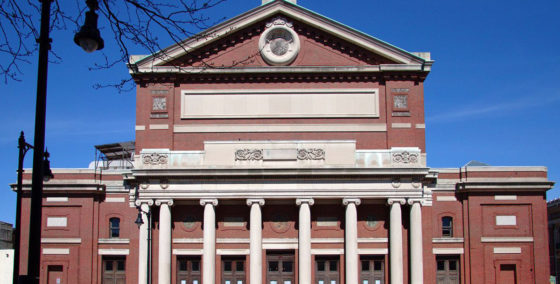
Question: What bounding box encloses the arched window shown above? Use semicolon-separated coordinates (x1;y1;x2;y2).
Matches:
442;216;453;237
109;217;120;238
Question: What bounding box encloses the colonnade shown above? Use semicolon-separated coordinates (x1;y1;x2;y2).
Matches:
136;197;424;284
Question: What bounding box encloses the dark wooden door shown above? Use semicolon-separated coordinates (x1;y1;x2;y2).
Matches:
177;256;201;284
436;256;459;284
266;252;295;284
498;264;517;284
360;256;385;284
102;257;126;284
47;265;64;284
222;257;246;284
315;256;340;284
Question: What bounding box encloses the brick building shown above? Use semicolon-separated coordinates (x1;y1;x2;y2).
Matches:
14;1;554;284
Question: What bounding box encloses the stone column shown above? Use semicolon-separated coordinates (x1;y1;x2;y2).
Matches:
156;199;174;284
388;198;406;284
343;198;361;284
296;198;314;284
409;199;424;284
135;200;153;284
201;199;218;284
247;199;265;284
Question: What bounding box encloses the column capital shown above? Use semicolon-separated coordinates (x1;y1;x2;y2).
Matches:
200;198;218;206
246;199;265;206
296;198;314;206
387;198;406;206
407;198;424;206
342;198;361;206
135;199;154;207
155;199;174;207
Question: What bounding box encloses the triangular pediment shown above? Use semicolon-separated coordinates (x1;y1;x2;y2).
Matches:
130;0;430;72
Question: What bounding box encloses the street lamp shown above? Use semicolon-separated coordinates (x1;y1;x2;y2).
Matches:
14;132;53;284
135;206;152;284
74;0;104;53
24;0;104;283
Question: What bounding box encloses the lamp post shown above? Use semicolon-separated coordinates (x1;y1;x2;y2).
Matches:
15;132;53;284
135;207;152;284
23;0;103;282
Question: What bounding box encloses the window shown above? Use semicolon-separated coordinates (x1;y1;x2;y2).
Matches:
316;256;340;284
436;256;459;284
442;217;453;237
102;257;126;284
222;256;245;284
266;251;295;284
360;256;385;284
177;256;201;284
109;218;120;238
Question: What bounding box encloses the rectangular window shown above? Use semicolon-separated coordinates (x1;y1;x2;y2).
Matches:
360;256;384;284
177;256;201;284
222;257;245;284
435;256;459;284
102;256;126;284
266;251;295;284
315;256;339;284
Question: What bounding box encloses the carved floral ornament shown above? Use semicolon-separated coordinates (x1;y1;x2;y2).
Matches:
142;153;168;165
392;151;419;164
235;148;325;161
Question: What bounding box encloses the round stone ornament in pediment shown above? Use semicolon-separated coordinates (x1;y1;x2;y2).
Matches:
259;17;300;66
270;213;291;233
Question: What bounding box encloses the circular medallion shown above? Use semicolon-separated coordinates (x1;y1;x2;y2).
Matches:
259;18;300;66
182;215;197;231
271;213;290;233
364;215;381;231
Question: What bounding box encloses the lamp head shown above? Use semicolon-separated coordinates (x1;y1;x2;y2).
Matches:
43;150;54;182
135;212;144;228
74;10;104;53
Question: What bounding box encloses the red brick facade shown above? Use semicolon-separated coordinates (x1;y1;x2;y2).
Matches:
15;1;553;284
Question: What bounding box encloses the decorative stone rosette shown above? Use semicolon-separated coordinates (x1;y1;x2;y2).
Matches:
235;149;263;161
142;153;168;165
297;148;325;160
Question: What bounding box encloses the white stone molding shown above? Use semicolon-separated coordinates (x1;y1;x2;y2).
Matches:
98;238;130;244
262;243;298;249
98;249;130;255
173;238;204;244
493;247;521;254
42;248;70;255
311;238;344;243
358;238;389;243
173;249;204;255
296;198;315;206
407;198;423;206
41;238;82;244
311;249;344;255
217;249;250;255
432;238;464;244
358;248;389;255
105;197;126;203
135;125;146;131
432;248;464;254
46;197;68;202
481;237;533;243
246;198;265;206
494;195;517;200
200;198;219;206
436;196;457;202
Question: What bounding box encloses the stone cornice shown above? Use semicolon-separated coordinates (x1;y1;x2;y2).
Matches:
456;181;554;192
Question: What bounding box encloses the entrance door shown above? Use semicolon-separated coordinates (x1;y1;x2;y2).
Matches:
498;264;517;284
177;256;201;284
360;256;385;284
315;256;340;284
47;265;63;284
222;256;246;284
102;257;126;284
266;251;295;284
436;256;459;284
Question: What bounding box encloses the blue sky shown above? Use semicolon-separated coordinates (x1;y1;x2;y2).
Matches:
0;0;559;224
